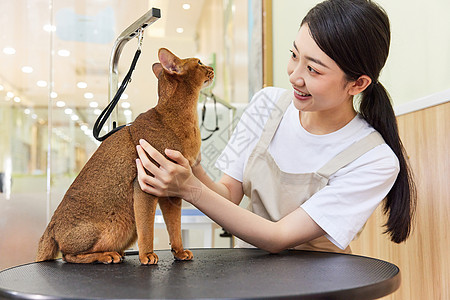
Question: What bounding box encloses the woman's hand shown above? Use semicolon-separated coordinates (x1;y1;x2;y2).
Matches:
135;139;202;202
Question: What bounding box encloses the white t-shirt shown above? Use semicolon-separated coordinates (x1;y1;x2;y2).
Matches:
215;87;400;249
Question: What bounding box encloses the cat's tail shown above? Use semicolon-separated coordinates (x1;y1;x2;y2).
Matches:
36;222;59;262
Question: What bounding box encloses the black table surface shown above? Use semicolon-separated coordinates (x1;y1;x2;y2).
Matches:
0;248;400;300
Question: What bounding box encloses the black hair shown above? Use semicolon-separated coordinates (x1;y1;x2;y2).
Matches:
301;0;416;243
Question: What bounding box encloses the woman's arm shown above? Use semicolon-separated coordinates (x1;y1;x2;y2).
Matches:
192;164;244;206
135;139;325;253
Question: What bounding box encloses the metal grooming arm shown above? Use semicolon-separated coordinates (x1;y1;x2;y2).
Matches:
108;8;161;130
200;92;237;139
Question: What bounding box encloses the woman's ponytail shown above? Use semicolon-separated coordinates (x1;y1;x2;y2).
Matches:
360;82;416;243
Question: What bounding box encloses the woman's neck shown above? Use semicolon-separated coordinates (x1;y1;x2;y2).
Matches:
299;107;357;135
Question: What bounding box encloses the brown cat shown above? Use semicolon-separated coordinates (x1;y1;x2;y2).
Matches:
36;48;214;265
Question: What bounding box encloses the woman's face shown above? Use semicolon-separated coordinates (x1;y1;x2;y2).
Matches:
287;24;354;114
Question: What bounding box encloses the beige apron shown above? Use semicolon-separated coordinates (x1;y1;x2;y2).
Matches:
241;91;385;253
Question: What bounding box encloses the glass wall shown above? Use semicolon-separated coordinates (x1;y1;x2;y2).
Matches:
1;0;52;270
0;0;251;270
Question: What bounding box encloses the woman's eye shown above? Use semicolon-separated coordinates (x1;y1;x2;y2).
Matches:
289;49;297;59
307;65;318;74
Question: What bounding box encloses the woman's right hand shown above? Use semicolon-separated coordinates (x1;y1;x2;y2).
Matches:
135;139;202;202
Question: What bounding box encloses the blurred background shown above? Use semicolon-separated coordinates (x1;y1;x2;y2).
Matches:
0;1;448;299
0;0;252;270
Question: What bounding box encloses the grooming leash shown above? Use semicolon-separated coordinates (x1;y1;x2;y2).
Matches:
93;29;144;142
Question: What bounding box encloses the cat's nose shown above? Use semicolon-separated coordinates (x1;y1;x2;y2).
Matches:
208;68;214;78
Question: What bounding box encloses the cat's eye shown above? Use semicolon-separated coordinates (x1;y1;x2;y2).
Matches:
198;60;203;65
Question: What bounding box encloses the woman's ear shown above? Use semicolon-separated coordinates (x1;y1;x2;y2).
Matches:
348;75;372;95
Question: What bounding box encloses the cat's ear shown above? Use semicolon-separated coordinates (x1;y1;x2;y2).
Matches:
152;63;163;78
158;48;182;75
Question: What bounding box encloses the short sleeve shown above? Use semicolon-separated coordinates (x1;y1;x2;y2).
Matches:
301;144;400;249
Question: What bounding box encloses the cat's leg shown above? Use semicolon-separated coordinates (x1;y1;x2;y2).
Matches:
133;180;159;265
159;197;193;261
90;210;137;261
57;224;124;264
63;252;123;264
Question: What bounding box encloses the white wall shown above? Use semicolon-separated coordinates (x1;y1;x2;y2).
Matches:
272;0;450;107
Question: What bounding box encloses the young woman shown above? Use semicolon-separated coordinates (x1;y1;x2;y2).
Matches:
135;0;416;253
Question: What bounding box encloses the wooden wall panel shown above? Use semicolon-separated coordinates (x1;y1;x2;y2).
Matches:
351;102;449;299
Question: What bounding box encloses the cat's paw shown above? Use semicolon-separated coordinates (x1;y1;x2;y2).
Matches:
98;252;124;264
140;252;159;265
172;249;193;261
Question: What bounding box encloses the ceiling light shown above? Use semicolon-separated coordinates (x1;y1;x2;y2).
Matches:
64;108;72;115
43;24;56;32
121;101;131;109
51;92;58;98
32;114;37;119
3;47;16;55
22;66;33;73
6;92;14;98
24;108;31;115
124;109;132;116
120;93;128;100
80;125;88;131
71;115;79;121
0;85;4;91
77;82;87;89
84;92;93;99
89;101;98;108
37;80;47;87
14;97;21;103
176;27;184;34
182;3;191;10
57;49;71;57
56;101;66;107
94;109;101;115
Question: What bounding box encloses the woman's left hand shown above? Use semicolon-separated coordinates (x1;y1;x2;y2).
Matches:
135;139;201;201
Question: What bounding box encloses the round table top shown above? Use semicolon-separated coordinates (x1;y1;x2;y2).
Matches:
0;248;400;299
